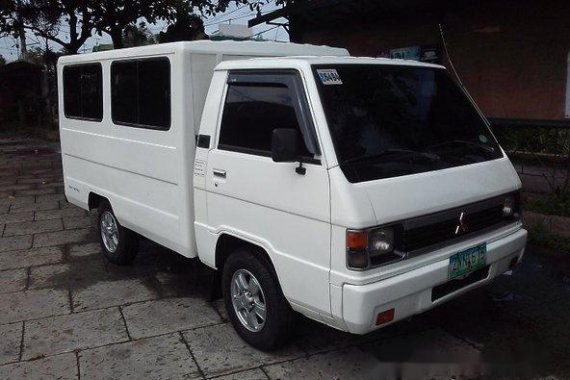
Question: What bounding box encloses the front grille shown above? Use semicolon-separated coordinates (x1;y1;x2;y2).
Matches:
398;200;507;253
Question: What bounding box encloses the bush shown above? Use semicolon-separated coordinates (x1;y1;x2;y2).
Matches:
524;190;570;217
528;223;570;253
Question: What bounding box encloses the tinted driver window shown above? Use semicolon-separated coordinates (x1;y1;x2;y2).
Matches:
218;82;310;156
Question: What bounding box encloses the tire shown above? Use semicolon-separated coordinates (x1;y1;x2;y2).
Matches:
97;200;139;265
222;248;295;351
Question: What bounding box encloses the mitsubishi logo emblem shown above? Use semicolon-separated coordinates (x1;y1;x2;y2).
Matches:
455;212;469;235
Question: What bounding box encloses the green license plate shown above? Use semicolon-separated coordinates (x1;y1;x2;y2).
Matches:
448;244;487;280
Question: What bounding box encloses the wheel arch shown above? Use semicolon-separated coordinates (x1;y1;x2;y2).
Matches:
215;234;278;277
211;233;282;300
88;192;107;210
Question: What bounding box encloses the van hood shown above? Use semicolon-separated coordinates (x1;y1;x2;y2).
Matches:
329;157;521;228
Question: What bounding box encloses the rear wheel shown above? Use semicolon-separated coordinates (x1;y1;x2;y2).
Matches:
97;201;139;265
222;248;295;351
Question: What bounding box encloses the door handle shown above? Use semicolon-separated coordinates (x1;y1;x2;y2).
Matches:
213;169;227;178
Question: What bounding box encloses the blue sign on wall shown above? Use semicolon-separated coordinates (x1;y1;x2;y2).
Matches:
390;46;421;60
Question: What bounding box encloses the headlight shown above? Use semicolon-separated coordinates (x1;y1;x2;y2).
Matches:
503;192;521;220
502;195;514;218
369;228;394;256
346;227;400;270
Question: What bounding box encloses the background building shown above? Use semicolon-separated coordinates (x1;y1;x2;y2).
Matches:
251;0;570;126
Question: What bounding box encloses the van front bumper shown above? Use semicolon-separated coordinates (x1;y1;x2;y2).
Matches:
341;228;527;334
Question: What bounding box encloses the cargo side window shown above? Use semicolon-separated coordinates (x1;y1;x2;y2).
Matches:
63;63;103;121
111;57;171;130
218;80;313;158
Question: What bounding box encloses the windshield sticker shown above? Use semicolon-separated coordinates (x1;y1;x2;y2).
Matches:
317;69;343;85
479;135;488;143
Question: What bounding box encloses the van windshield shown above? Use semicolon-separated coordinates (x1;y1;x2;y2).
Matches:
312;64;503;183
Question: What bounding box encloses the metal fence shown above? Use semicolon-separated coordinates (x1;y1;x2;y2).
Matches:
491;118;570;195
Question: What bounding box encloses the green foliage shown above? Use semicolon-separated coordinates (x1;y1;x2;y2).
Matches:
528;223;570;254
494;125;570;194
1;0;276;52
89;0;268;48
494;126;570;156
524;190;570;217
158;13;207;43
0;0;93;54
123;23;155;47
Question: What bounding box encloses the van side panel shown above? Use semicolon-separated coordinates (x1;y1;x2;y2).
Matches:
190;53;218;134
58;42;349;261
59;53;194;256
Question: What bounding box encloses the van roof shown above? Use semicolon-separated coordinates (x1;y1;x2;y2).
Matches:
57;40;349;65
215;55;446;71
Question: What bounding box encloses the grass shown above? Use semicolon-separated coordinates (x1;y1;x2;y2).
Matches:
528;223;570;254
523;190;570;217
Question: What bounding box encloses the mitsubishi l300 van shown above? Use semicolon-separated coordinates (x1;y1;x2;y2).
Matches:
58;42;526;351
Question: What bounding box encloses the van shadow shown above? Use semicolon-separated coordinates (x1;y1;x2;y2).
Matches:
40;237;570;378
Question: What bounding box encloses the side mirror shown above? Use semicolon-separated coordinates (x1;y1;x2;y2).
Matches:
271;129;299;162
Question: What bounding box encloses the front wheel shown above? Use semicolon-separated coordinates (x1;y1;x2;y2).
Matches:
222;249;295;351
97;201;139;265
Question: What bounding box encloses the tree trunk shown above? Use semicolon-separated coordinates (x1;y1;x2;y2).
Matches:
16;18;27;59
17;27;27;59
110;29;124;49
14;1;27;59
67;43;80;55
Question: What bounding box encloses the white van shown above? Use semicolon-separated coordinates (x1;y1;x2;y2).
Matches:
58;41;527;351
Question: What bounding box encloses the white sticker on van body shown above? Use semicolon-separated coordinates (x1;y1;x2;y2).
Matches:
194;159;206;177
317;69;343;85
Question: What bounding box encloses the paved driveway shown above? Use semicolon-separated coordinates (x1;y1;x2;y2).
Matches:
1;135;569;379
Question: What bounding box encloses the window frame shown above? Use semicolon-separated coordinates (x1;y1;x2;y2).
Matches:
63;63;103;122
217;70;321;162
110;56;172;131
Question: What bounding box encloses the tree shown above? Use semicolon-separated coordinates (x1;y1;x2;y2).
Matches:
90;0;165;49
1;0;272;55
91;0;262;49
0;55;6;66
123;22;156;47
158;13;207;43
0;0;94;54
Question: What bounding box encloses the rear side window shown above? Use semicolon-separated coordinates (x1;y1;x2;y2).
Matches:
111;57;171;130
63;64;103;121
219;76;313;157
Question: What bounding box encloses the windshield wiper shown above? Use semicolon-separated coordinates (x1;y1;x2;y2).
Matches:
342;149;440;165
425;140;496;153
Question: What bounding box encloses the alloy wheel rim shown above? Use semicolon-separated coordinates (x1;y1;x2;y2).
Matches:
231;269;267;332
100;211;119;253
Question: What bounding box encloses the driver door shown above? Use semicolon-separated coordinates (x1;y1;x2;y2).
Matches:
205;70;332;317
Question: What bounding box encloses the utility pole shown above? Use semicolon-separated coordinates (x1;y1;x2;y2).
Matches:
287;0;304;43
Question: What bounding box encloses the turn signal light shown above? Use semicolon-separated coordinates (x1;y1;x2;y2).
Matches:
347;230;368;250
376;308;395;325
